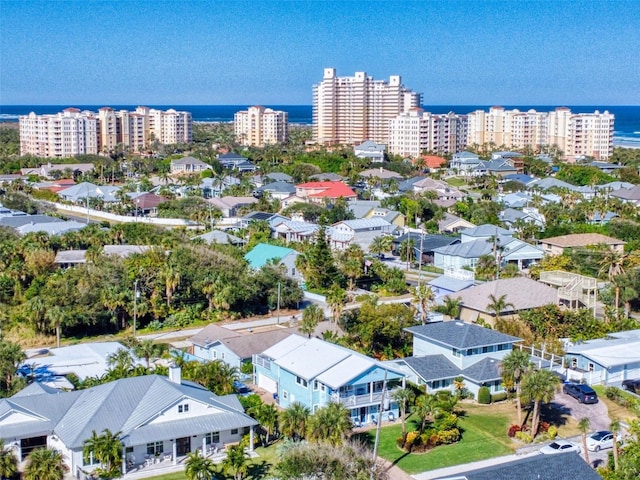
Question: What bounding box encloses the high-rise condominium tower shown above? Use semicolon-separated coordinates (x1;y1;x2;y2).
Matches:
234;106;288;147
312;68;421;145
20;107;192;158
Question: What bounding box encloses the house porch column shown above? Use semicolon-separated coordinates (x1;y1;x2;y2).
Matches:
249;426;255;452
202;437;207;456
172;439;177;465
121;445;127;475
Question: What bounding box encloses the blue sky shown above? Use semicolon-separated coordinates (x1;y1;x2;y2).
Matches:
1;0;639;105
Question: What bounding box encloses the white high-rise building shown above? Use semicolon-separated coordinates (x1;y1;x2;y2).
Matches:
313;68;421;145
388;108;467;157
234;106;288;147
467;107;614;159
20;107;192;157
19;108;99;158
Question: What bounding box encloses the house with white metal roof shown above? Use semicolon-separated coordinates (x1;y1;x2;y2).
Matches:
253;335;406;425
0;371;257;477
565;329;640;386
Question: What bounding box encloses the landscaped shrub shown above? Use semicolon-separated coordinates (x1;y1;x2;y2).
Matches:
515;431;533;443
435;413;459;431
538;422;550;433
436;428;461;444
491;391;508;403
478;386;491;404
547;425;558;439
508;424;521;438
404;431;419;451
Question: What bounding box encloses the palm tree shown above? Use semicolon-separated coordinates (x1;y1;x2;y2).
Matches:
23;447;68;480
414;394;436;434
475;254;497;280
133;339;161;369
486;294;515;323
106;348;135;378
412;284;435;324
307;402;352;446
185;450;217;480
500;349;532;426
325;284;347;324
578;417;590;465
520;368;559;437
222;444;248;480
279;402;310;441
399;239;416;270
392;387;415;440
299;304;323;338
250;403;279;445
610;418;621;471
0;440;17;480
436;296;463;320
162;264;181;308
82;429;123;479
369;235;393;257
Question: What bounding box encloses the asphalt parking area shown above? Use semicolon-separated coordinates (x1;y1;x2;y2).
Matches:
550;391;611;431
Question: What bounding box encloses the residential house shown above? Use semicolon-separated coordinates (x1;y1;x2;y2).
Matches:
308;172;345;182
128;192;167;216
395;321;521;397
192;229;245;246
451;277;558;326
437;213;475;234
501;173;534;187
218;152;257;172
253;335;406;424
16;220;87;236
434;452;601;480
354;141;386;162
21;162;94;179
392;232;460;266
421;155;447;170
427;275;475;302
206;196;258;218
397;176;426;193
54;249;88;268
169;157;212;175
190;324;299;369
359;168;403;181
348;200;382;219
238;211;289;229
434;224;544;271
589;161;624;174
449;152;481;175
254;181;296;200
499;207;545;229
272;220;319;243
412;178;463;202
471;159;519;178
328;217;396;251
565;329;640;386
244;243;302;281
610;185;640;206
57;182;121;204
0;372;257;476
539;233;626;256
295;181;357;204
103;245;152;258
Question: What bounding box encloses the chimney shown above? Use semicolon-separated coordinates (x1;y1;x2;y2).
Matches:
168;364;181;384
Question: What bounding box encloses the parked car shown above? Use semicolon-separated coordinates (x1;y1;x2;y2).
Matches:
540;440;581;455
621;379;640;394
586;430;614;452
233;380;252;397
563;382;598;404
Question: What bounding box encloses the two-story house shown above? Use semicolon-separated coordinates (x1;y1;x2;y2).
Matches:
0;369;257;477
392;321;521;397
253;335;406;425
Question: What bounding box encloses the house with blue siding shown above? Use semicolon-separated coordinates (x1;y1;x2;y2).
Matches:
565;329;640;386
253;335;406;425
391;321;521;397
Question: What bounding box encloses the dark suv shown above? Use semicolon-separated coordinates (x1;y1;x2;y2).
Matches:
622;379;640;394
563;382;598;404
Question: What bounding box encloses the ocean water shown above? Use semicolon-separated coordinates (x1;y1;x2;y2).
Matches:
1;104;638;147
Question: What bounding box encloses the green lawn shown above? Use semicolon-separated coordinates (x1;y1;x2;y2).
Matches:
357;406;515;475
445;177;468;187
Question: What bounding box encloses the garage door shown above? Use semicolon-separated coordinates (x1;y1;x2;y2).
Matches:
257;374;277;393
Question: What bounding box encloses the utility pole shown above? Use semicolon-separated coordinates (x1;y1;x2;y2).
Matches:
133;280;139;338
372;369;388;467
276;282;281;325
418;229;425;286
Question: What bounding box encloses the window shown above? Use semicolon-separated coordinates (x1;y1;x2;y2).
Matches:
147;442;163;456
452;348;461;357
178;403;189;413
83;452;97;466
296;376;308;388
588;363;594;372
282;390;288;400
205;432;220;445
231;428;238;435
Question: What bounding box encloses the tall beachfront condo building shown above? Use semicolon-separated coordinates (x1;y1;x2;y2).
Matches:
312;68;421;145
388;108;468;157
234;106;288;147
19;108;99;158
20;107;192;158
466;107;614;160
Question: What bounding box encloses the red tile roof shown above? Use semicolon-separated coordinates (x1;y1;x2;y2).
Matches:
296;181;357;198
422;155;447;168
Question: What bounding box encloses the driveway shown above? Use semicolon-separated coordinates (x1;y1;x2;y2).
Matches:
550;390;611;431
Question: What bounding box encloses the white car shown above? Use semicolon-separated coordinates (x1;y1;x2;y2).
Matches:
586;431;614;452
540;440;581;454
